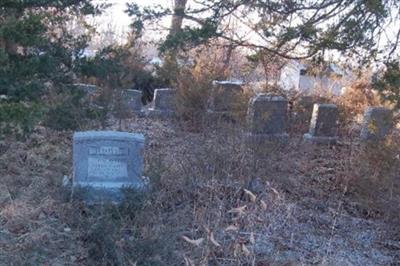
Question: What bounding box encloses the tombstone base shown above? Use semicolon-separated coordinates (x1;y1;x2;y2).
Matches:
206;109;242;123
303;133;337;145
72;180;149;204
245;133;289;145
134;110;146;118
147;108;175;119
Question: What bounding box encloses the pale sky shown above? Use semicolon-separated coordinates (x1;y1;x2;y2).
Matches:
93;0;170;29
89;0;171;44
90;0;399;61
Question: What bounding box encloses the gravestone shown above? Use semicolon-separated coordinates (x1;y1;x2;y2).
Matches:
360;107;392;141
148;88;177;117
304;104;338;144
247;94;288;141
73;131;146;202
122;89;143;114
208;81;244;114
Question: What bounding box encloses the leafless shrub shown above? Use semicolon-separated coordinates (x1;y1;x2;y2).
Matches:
333;130;400;226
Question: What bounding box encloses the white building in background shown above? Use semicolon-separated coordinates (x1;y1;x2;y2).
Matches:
279;60;350;96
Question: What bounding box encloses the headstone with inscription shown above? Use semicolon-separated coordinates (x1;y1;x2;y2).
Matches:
246;94;289;141
148;88;177;117
304;104;338;144
73;131;146;202
360;107;392;141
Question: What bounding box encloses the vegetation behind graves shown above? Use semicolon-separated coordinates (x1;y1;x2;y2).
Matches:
0;1;108;137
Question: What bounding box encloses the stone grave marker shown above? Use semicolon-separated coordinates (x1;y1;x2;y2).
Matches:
304;104;338;144
360;107;392;141
208;81;244;114
247;94;289;141
73;131;146;202
122;89;143;114
148;88;177;117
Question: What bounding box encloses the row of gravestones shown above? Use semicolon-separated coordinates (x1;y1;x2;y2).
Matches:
247;95;393;144
118;82;392;143
75;82;245;118
74;83;176;116
71;82;393;202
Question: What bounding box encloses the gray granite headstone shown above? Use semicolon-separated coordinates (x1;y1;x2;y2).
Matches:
148;88;177;117
73;131;145;202
304;104;338;144
123;89;143;114
247;94;288;141
360;107;392;141
208;81;244;113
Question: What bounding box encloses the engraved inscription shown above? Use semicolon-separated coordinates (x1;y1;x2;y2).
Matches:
88;157;128;180
89;146;128;156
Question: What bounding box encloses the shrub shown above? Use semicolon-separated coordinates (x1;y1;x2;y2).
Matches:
0;102;43;139
341;136;400;223
373;60;400;109
174;68;210;130
43;89;99;131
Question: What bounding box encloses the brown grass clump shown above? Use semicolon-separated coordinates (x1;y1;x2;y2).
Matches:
339;134;400;222
174;68;211;131
336;79;381;136
173;49;252;132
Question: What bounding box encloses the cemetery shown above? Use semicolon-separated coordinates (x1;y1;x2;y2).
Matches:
1;1;400;265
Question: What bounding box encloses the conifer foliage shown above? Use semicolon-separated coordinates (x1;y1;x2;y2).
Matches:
0;0;105;136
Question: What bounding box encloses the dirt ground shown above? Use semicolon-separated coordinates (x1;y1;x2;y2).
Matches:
1;116;400;265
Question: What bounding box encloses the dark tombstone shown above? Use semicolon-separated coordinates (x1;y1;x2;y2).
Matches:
304;104;338;144
360;107;392;141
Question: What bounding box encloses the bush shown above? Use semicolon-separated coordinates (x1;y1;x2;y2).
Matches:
341;136;400;223
43;89;99;131
339;80;381;121
174;68;210;130
373;60;400;109
0;102;43;139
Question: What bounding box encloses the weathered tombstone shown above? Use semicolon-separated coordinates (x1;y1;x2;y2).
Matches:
304;104;338;144
73;131;146;202
122;89;143;114
208;81;244;114
247;94;289;141
148;88;177;117
360;107;392;141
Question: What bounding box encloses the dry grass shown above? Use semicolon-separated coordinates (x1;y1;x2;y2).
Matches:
1;109;400;265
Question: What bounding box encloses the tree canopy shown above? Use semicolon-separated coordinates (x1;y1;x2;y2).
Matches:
127;0;400;63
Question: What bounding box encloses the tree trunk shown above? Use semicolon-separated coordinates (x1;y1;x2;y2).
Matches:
168;0;187;61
